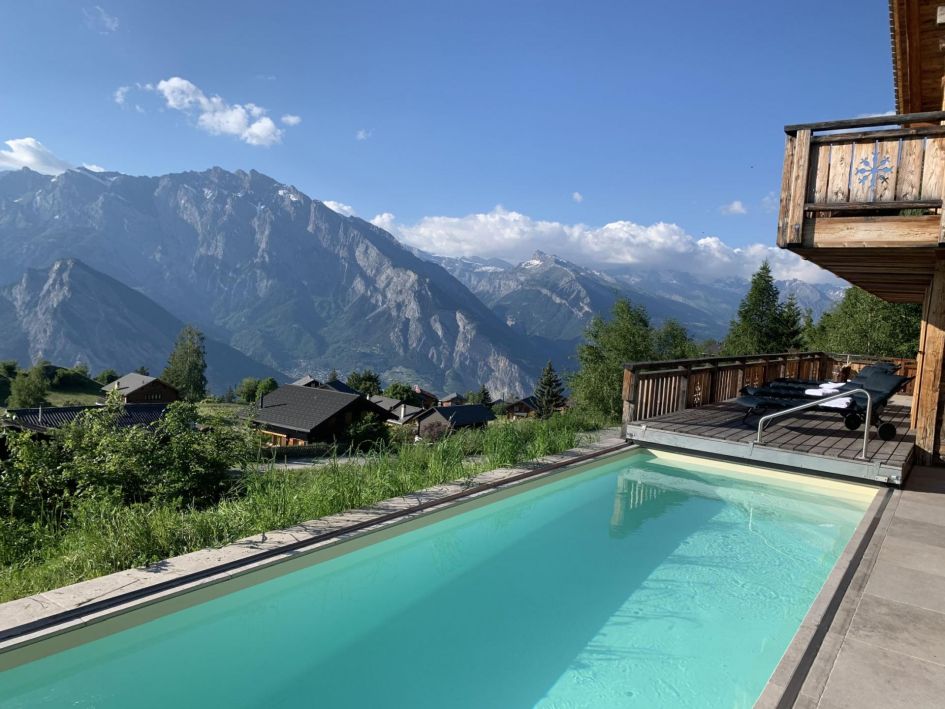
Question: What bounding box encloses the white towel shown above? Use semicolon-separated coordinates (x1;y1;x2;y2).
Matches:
819;397;852;409
819;381;845;390
805;388;827;396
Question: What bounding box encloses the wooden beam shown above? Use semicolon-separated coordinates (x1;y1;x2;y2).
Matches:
776;134;795;247
785;129;810;246
802;214;940;248
915;259;945;464
810;125;945;143
804;200;941;212
784;109;945;134
913;282;932;429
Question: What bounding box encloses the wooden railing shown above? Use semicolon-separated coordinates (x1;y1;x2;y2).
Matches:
620;352;916;431
777;111;945;249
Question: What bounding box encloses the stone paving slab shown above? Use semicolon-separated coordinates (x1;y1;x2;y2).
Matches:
759;463;945;707
0;431;627;653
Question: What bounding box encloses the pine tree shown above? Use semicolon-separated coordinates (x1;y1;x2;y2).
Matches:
653;319;699;359
534;361;566;419
477;384;492;407
162;325;208;402
326;369;339;382
721;261;784;355
777;293;804;351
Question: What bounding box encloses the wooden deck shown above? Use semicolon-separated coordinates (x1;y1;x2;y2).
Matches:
626;398;915;485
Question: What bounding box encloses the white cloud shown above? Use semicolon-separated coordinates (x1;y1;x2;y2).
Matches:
82;163;106;172
378;205;836;284
0;138;73;175
760;191;778;213
571;191;584;203
84;5;119;33
148;77;298;147
323;200;356;216
720;200;747;215
113;85;130;106
355;128;372;141
370;212;397;232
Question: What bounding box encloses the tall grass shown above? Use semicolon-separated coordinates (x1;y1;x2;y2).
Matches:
0;411;614;602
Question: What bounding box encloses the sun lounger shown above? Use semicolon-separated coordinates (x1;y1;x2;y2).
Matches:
735;371;912;441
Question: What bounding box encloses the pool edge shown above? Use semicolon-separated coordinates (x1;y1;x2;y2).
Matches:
0;434;633;660
755;483;893;708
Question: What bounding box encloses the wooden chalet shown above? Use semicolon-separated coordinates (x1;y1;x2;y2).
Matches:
101;373;179;404
368;395;423;425
251;385;392;446
438;393;466;407
620;2;945;483
414;404;495;438
412;385;439;409
774;0;945;464
506;395;538;419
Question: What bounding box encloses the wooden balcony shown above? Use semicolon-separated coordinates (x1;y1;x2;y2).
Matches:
620;352;917;484
777;111;945;303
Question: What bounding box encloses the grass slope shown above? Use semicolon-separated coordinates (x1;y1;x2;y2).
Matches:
0;412;613;602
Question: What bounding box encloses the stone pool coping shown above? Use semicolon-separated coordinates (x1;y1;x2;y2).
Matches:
0;431;627;656
755;479;890;708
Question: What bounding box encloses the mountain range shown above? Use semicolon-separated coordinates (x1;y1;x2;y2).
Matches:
0;166;845;396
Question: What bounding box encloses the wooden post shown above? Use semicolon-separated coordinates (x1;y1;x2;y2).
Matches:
621;367;636;439
785;129;811;246
677;366;690;411
913;285;932;430
777;134;797;247
915;259;945;464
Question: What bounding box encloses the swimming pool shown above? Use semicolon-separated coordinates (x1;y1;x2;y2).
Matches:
0;449;874;708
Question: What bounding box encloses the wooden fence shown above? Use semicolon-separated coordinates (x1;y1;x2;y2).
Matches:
621;352;916;430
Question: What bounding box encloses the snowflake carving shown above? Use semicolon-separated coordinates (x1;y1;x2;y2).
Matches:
855;153;893;190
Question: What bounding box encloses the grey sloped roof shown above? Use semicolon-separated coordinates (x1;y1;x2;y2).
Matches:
417;404;495;428
369;395;422;423
253;385;390;433
4;404;168;433
369;395;400;411
319;380;361;396
512;395;538;410
439;392;464;402
101;372;156;394
291;375;319;387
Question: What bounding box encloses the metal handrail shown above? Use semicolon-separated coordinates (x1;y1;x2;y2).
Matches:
755;388;873;460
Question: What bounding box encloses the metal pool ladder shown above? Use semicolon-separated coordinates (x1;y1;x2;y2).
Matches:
754;388;873;460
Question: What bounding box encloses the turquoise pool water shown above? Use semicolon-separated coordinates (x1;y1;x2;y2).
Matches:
0;451;872;708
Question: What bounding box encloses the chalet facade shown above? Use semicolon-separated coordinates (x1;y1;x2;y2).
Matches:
414;404;495;438
102;373;179;404
506;395;538;419
438;393;466;407
251;385;392;446
772;0;945;464
412;386;439;409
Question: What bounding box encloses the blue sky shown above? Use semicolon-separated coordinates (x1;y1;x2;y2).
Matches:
0;1;892;280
